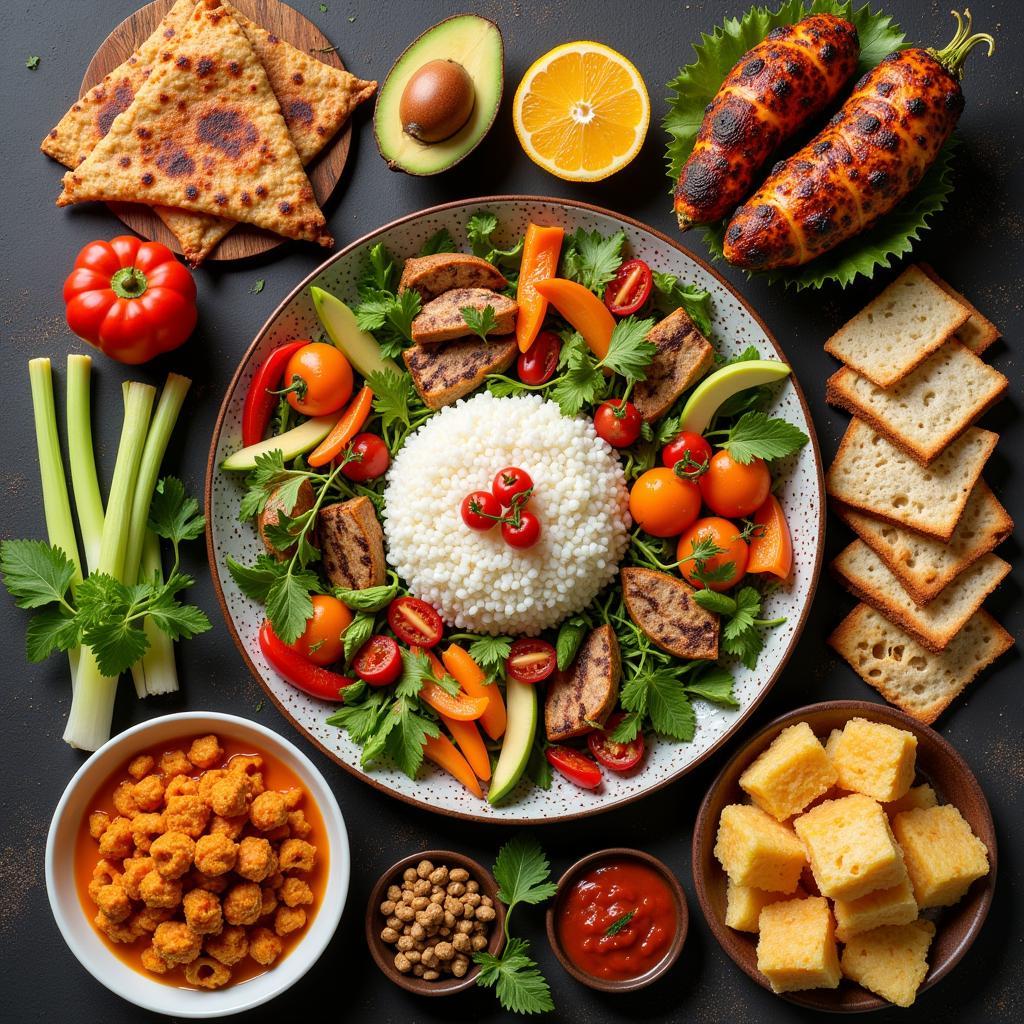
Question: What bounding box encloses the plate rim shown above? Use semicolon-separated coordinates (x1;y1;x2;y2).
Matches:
203;194;827;824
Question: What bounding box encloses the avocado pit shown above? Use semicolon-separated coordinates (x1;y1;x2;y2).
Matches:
399;59;476;143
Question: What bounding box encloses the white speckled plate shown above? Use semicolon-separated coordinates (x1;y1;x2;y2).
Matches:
205;197;825;824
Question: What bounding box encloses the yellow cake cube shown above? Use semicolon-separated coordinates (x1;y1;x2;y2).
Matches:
841;919;936;1007
714;804;806;893
824;728;843;761
725;880;805;933
884;784;938;819
833;875;918;942
794;794;906;901
739;722;839;820
892;804;989;907
831;718;917;802
756;896;841;993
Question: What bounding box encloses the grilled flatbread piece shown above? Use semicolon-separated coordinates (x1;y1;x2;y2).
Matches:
57;1;332;249
620;567;719;660
545;625;621;742
318;497;385;591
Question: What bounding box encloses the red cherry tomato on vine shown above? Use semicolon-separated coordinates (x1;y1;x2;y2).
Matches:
292;594;353;666
662;431;713;476
353;635;402;687
677;516;749;592
388;597;444;648
699;451;771;519
603;259;653;316
501;511;542;549
506;638;557;684
341;433;390;482
461;491;502;530
594;399;642;448
517;330;561;386
588;712;645;771
492;466;534;508
546;746;603;789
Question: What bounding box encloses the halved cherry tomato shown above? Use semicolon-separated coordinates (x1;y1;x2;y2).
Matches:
699;451;771;519
677;516;749;592
388;597;444;648
293;594;353;666
594;399;641;448
747;494;793;579
280;342;353;416
604;259;653;316
662;431;712;477
492;467;533;508
341;432;390;482
629;468;701;538
588;713;645;771
353;635;402;686
502;511;542;549
507;638;557;684
546;745;602;789
461;490;502;531
517;330;561;385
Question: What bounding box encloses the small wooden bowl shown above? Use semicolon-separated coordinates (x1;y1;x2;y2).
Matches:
545;848;688;993
365;849;506;997
693;700;997;1012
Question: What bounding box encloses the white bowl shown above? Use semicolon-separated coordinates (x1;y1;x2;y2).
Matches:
46;712;350;1018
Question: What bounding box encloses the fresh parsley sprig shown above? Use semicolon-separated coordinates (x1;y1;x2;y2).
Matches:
652;270;712;337
561;227;625;295
705;411;809;465
692;585;787;669
462;304;498;341
352;243;421;359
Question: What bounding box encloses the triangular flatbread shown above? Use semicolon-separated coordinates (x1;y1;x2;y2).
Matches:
57;1;333;249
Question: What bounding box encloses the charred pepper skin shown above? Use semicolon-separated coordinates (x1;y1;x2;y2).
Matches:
673;14;860;231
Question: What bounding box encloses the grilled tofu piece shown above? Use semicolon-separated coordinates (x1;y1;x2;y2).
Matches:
318;497;386;591
633;309;714;423
411;288;518;346
259;479;315;561
398;253;507;301
544;625;621;742
403;336;517;410
620;567;719;660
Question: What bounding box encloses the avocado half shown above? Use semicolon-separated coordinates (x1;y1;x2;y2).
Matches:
374;14;504;176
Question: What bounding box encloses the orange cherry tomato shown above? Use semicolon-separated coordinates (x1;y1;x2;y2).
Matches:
699;451;771;519
628;468;701;538
677;516;749;592
747;494;793;579
292;594;353;665
282;342;353;416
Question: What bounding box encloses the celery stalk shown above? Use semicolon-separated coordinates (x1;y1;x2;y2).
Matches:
65;355;105;573
132;530;180;697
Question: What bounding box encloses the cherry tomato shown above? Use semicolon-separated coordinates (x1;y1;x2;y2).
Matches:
492;466;534;508
677;516;750;592
546;745;603;789
461;490;502;530
604;259;653;316
587;713;645;771
388;597;444;648
353;634;402;687
281;342;353;416
502;510;542;549
629;468;701;538
507;638;557;684
292;594;353;666
517;330;561;386
341;433;391;482
699;451;772;519
662;431;713;477
594;399;642;448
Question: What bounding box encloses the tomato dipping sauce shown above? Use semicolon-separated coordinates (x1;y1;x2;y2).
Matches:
556;857;678;981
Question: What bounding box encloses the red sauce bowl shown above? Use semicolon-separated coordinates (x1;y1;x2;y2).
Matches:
545;848;688;992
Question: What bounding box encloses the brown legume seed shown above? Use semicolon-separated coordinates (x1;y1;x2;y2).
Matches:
380;899;396;915
405;950;421;964
396;935;414;952
471;933;488;951
464;892;481;908
434;941;454;961
421;948;438;967
409;922;425;941
476;905;496;922
412;963;425;977
429;866;448;886
423;969;440;981
411;896;429;911
394;952;411;973
456;919;473;934
381;927;399;943
453;933;471;953
452;958;469;977
416;860;434;878
387;885;402;901
466;879;479;893
401;890;414;903
413;878;431;896
386;915;401;929
447;881;466;897
403;868;417;882
395;904;415;922
430;891;445;905
449;868;469;883
480;895;493;907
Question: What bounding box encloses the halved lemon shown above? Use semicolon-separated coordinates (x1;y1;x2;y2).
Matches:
513;41;650;182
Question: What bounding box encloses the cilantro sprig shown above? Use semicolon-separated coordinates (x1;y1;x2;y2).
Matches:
462;304;498;341
692;585;787;669
466;211;525;289
561;227;625;295
706;411;809;465
352;243;421;359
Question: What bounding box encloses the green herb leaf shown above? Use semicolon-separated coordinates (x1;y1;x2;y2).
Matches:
466;211;500;257
555;616;587;671
227;555;289;602
685;665;738;707
461;304;498;341
26;55;40;70
645;671;696;741
148;477;206;547
385;697;439;778
354;288;421;353
525;738;552;790
561;228;625;295
359;243;396;294
466;634;512;682
723;622;764;669
550;357;605;418
691;589;736;616
609;709;643;744
420;228;456;255
493;835;559;906
723;587;761;641
721;412;809;464
366;369;415;434
333;576;399;612
26;607;82;662
605;909;636;936
326;689;389;743
250;278;265;295
600;316;657;381
474;937;554;1015
342;611;375;664
0;539;76;609
265;571;316;645
652;270;713;337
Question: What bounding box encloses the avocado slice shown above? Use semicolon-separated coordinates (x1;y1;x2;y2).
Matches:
310;287;401;379
221;415;338;472
679;359;792;435
488;678;537;805
375;15;503;176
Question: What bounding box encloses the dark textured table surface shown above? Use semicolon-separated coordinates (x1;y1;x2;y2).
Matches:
2;1;1020;1021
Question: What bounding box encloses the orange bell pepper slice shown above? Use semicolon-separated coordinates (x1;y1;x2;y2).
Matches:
533;278;616;361
423;733;483;798
442;643;506;740
419;680;488;721
307;385;374;468
516;224;564;353
747;494;793;579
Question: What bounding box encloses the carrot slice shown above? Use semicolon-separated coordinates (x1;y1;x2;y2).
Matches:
442;643;507;740
747;494;793;579
533;278;616;360
420;680;488;721
516;224;564;353
307;385;374;467
423;734;483;798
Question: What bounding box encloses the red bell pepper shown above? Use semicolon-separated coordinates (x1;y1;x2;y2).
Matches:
241;341;307;447
258;620;354;702
63;236;197;364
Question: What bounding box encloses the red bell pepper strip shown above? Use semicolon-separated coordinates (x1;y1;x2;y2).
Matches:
258;620;354;702
242;340;307;447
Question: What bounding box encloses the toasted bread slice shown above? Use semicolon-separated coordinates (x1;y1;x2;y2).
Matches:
544;625;621;742
826;341;1007;465
410;288;518;345
398;253;507;301
620;567;719;660
403;336;517;410
632;308;715;423
823;266;970;387
828;604;1012;724
825;420;997;541
835;481;1012;605
831;541;1009;652
918;264;1000;355
318;497;386;591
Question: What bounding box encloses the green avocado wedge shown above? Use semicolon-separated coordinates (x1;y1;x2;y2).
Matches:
680;359;792;435
221;415;338;472
310;287;400;379
488;678;538;805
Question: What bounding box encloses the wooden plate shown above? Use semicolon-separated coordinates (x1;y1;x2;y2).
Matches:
80;0;353;261
692;700;997;1012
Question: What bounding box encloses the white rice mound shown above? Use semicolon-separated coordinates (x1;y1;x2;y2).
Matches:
383;392;631;636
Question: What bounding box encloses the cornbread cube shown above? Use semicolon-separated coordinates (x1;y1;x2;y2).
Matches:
892;804;989;907
756;897;841;993
794;794;906;901
824;728;843;762
739;723;839;821
841;919;936;1007
714;804;806;893
725;880;804;933
832;718;917;802
833;875;918;942
884;784;938;820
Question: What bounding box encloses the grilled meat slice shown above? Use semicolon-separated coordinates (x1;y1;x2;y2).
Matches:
544;624;621;742
259;479;314;561
410;288;518;346
633;308;715;422
318;497;386;591
403;335;517;410
620;567;719;660
398;253;507;301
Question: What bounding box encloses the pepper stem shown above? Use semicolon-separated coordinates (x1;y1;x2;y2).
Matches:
930;9;995;80
110;265;148;300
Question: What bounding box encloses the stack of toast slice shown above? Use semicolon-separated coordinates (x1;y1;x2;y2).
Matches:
823;265;1013;723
